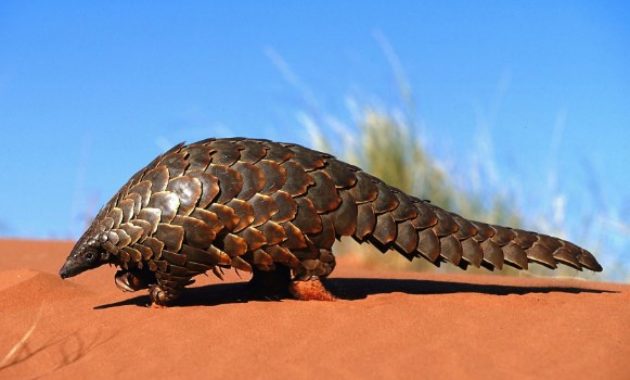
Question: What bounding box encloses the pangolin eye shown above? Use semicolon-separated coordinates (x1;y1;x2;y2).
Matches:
85;250;98;262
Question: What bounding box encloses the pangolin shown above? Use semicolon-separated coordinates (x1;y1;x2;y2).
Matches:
59;138;602;306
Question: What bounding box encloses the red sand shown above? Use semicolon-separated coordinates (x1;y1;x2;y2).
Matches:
0;239;628;379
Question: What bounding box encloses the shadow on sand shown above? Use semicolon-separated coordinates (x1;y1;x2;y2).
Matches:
94;277;614;309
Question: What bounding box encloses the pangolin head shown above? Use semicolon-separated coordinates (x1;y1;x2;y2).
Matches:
59;226;110;279
59;221;155;292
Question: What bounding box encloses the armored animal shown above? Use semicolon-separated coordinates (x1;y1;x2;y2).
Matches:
59;138;602;306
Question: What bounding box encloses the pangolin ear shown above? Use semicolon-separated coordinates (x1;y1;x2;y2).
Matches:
94;232;116;262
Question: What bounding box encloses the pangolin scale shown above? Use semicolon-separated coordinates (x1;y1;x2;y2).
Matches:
59;138;602;305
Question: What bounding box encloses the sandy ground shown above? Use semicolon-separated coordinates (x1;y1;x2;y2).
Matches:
0;239;628;379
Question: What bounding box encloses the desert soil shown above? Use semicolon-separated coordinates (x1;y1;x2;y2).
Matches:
0;239;628;379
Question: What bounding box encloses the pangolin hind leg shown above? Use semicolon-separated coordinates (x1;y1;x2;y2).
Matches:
248;266;292;300
248;248;337;301
289;277;336;301
289;248;336;301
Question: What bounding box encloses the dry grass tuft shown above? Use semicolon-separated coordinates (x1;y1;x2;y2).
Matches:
0;303;44;369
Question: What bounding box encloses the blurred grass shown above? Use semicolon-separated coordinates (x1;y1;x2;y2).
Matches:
318;109;523;227
269;35;628;282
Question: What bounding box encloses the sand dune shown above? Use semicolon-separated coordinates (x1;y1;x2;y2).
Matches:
0;269;88;307
0;239;628;379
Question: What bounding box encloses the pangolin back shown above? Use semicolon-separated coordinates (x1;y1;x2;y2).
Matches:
88;137;601;286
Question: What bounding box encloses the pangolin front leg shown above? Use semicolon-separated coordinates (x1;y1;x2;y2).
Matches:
149;269;195;306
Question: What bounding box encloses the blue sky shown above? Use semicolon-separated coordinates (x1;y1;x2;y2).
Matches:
0;0;628;263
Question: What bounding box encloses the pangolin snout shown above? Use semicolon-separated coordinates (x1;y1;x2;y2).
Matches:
59;259;78;279
59;266;69;279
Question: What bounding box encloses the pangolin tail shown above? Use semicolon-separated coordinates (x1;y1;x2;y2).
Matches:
342;172;602;272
